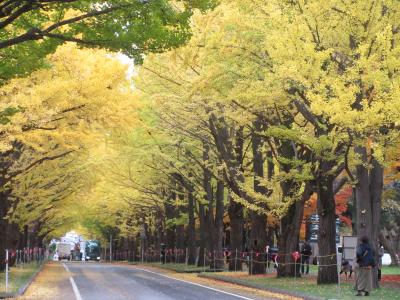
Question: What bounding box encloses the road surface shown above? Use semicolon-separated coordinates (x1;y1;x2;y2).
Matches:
21;262;291;300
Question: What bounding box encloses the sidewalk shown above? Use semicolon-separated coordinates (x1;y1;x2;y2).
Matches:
16;262;75;300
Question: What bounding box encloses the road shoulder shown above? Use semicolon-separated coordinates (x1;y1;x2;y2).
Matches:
16;262;75;300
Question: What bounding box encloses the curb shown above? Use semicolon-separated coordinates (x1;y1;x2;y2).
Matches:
198;273;323;300
0;263;45;299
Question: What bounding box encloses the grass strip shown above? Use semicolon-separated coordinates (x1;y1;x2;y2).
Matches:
200;272;400;300
0;262;42;297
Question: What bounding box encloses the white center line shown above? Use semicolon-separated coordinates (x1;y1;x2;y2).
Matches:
70;277;83;300
62;263;70;273
62;263;83;300
132;267;256;300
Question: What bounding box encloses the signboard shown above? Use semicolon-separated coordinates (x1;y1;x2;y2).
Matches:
342;235;358;263
306;214;340;243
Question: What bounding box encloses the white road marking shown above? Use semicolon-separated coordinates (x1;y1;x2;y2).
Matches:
63;263;83;300
70;277;83;300
62;263;70;273
132;267;256;300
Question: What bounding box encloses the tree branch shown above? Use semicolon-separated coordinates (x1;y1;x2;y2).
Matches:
9;150;74;178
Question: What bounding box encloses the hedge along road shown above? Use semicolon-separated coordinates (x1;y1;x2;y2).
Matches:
21;262;285;300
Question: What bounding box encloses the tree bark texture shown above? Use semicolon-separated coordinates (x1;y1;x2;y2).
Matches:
355;146;384;288
316;173;338;284
249;119;268;274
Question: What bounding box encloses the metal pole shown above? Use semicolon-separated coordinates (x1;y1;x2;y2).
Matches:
5;249;9;293
337;258;341;298
109;233;112;261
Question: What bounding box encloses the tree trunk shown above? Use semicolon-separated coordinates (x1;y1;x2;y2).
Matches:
0;192;9;271
210;180;224;270
275;136;309;277
199;144;213;266
165;191;176;262
228;193;244;271
176;184;186;253
277;183;310;277
198;202;208;266
249;120;268;274
187;192;196;265
355;146;373;239
316;173;338;284
355;146;384;288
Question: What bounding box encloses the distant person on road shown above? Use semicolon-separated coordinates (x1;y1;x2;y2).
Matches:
355;236;375;297
377;241;384;281
300;240;312;275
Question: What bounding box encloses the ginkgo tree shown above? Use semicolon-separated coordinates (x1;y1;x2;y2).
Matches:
127;0;400;284
0;0;216;84
1;0;400;288
0;43;138;269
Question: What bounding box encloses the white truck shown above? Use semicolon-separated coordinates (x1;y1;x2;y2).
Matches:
56;242;72;261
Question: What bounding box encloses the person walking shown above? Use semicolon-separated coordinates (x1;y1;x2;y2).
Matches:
300;240;312;275
377;242;384;281
355;236;375;296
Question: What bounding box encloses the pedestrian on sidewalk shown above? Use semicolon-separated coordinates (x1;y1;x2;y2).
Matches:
300;240;312;275
355;236;375;297
377;241;384;281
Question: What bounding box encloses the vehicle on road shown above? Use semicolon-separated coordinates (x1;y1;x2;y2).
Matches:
57;242;73;261
85;240;101;261
71;242;83;261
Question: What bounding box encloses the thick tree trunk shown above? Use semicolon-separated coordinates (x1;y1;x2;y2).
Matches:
355;147;384;288
249;119;267;274
187;192;196;265
165;192;176;262
198;203;208;266
155;210;163;252
277;183;310;277
370;158;383;249
316;174;338;284
199;144;213;266
176;184;186;253
275;136;309;277
210;180;224;270
228;194;244;271
176;225;185;250
249;213;267;274
355;147;373;239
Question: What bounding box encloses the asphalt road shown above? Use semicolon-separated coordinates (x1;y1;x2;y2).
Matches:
63;262;260;300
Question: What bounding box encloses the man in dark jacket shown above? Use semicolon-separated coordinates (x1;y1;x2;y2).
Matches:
300;240;312;275
355;236;375;296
